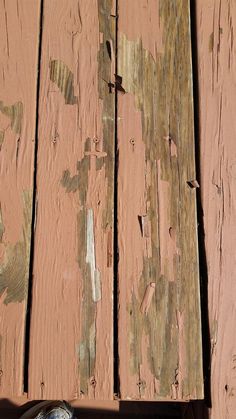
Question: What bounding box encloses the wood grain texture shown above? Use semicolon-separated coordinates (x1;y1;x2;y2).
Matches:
117;0;203;401
0;0;40;396
28;0;115;400
196;0;236;417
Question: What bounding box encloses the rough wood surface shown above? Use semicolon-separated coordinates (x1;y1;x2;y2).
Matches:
117;0;203;401
195;0;236;417
28;0;115;400
0;0;40;396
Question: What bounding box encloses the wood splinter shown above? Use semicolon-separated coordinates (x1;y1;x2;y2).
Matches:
138;214;150;238
187;179;200;188
140;282;156;314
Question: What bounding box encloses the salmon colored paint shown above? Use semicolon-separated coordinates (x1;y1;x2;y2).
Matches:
28;0;115;400
0;0;41;396
0;0;205;402
196;0;236;417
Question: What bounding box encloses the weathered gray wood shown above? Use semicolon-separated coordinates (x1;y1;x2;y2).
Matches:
117;0;203;400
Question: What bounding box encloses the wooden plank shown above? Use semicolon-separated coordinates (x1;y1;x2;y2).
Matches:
28;0;115;399
117;0;203;401
195;0;236;418
0;0;41;396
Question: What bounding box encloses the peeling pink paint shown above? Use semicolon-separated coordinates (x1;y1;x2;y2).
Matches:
140;282;155;314
118;0;164;60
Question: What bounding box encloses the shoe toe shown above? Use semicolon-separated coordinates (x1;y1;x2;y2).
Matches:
44;407;73;419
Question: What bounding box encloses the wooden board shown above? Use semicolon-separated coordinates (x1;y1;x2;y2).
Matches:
28;0;115;400
195;0;236;417
117;0;203;401
0;0;40;396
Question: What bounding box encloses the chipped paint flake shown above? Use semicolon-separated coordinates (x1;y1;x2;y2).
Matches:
140;282;156;314
164;136;177;157
138;214;150;238
187;179;200;188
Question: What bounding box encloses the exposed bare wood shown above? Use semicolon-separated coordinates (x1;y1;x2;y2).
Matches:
117;0;203;401
0;0;41;396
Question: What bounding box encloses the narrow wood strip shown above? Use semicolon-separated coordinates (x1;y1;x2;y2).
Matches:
28;0;115;399
0;0;41;396
117;0;203;400
196;0;236;417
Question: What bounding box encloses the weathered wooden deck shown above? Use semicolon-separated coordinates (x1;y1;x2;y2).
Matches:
0;0;235;418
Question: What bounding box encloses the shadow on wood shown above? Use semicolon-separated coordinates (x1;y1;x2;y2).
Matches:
0;398;216;419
